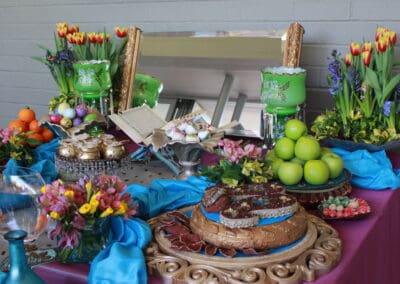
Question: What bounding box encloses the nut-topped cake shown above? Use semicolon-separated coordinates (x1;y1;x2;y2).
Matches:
189;182;307;250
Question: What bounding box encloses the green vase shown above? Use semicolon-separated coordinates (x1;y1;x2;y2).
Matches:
56;218;110;264
73;60;112;100
132;73;163;108
261;66;306;114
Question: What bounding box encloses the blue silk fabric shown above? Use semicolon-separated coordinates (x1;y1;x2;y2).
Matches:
333;148;400;190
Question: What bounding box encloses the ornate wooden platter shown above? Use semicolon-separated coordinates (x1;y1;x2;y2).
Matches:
145;207;342;284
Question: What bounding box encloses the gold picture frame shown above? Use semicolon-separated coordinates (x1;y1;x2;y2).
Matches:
117;26;142;113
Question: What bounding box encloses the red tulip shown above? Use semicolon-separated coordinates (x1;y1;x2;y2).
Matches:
388;31;397;46
96;33;105;44
66;33;75;44
362;42;372;52
350;42;361;56
68;25;79;34
87;32;97;43
376;37;388;53
56;22;68;38
362;50;372;66
345;53;352;66
375;27;388;41
74;32;86;45
114;27;128;38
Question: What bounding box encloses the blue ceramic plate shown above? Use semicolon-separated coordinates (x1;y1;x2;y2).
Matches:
284;169;352;192
320;138;400;152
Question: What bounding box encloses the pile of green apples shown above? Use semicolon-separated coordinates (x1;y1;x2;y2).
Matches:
267;119;344;186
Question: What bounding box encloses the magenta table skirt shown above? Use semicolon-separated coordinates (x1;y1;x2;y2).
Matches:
33;148;400;283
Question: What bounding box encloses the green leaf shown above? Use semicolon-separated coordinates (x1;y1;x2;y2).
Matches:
382;73;400;100
365;67;383;98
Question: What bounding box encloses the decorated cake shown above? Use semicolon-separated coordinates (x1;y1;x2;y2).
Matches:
158;182;308;257
189;182;307;251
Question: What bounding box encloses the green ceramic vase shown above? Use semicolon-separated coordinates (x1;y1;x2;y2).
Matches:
261;66;306;114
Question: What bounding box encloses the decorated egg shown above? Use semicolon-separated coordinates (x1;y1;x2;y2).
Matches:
60;117;72;129
75;104;88;118
57;102;71;115
63;108;76;119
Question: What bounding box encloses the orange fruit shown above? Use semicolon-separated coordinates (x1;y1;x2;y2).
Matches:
26;132;44;148
8;119;29;132
18;107;36;123
29;119;44;133
41;128;55;143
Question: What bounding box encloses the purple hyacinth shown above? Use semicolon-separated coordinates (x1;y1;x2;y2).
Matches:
347;66;361;93
383;101;393;117
327;50;343;96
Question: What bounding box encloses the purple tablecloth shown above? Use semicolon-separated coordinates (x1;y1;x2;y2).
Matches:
32;142;400;283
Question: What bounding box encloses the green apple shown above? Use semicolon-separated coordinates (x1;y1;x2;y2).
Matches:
290;156;305;166
271;158;284;179
303;160;330;185
265;149;277;162
278;161;303;185
274;137;295;160
294;135;321;161
321;152;344;178
320;147;333;158
284;119;307;141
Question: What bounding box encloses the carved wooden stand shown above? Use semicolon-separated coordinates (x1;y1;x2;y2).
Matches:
145;208;342;284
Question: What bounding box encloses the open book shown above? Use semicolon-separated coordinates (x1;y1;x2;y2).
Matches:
108;105;167;145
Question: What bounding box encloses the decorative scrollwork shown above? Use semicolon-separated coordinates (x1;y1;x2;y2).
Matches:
145;209;342;284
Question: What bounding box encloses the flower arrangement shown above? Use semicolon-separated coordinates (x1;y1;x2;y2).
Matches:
0;128;38;166
39;175;137;262
32;22;128;111
200;138;273;187
312;27;400;145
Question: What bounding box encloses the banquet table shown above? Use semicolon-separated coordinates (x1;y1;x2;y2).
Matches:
2;131;400;283
30;152;400;284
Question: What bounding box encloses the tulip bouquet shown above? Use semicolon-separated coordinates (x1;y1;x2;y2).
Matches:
312;27;400;145
200;138;273;187
39;175;138;262
32;23;128;111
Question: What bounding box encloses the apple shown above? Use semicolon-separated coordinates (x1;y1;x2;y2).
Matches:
278;161;303;185
320;146;333;158
294;135;321;161
49;113;63;124
304;160;330;185
271;158;284;179
284;119;307;141
274;137;295;160
290;156;305;166
321;152;344;178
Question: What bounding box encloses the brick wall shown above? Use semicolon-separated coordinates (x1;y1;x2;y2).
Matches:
0;0;399;128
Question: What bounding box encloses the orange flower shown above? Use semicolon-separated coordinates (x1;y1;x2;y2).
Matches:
350;42;361;56
56;22;68;38
114;27;128;38
87;32;97;43
362;50;372;66
344;53;352;66
68;24;79;34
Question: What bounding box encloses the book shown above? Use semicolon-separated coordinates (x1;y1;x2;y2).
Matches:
108;105;166;144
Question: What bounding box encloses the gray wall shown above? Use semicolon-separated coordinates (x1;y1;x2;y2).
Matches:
1;0;400;128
